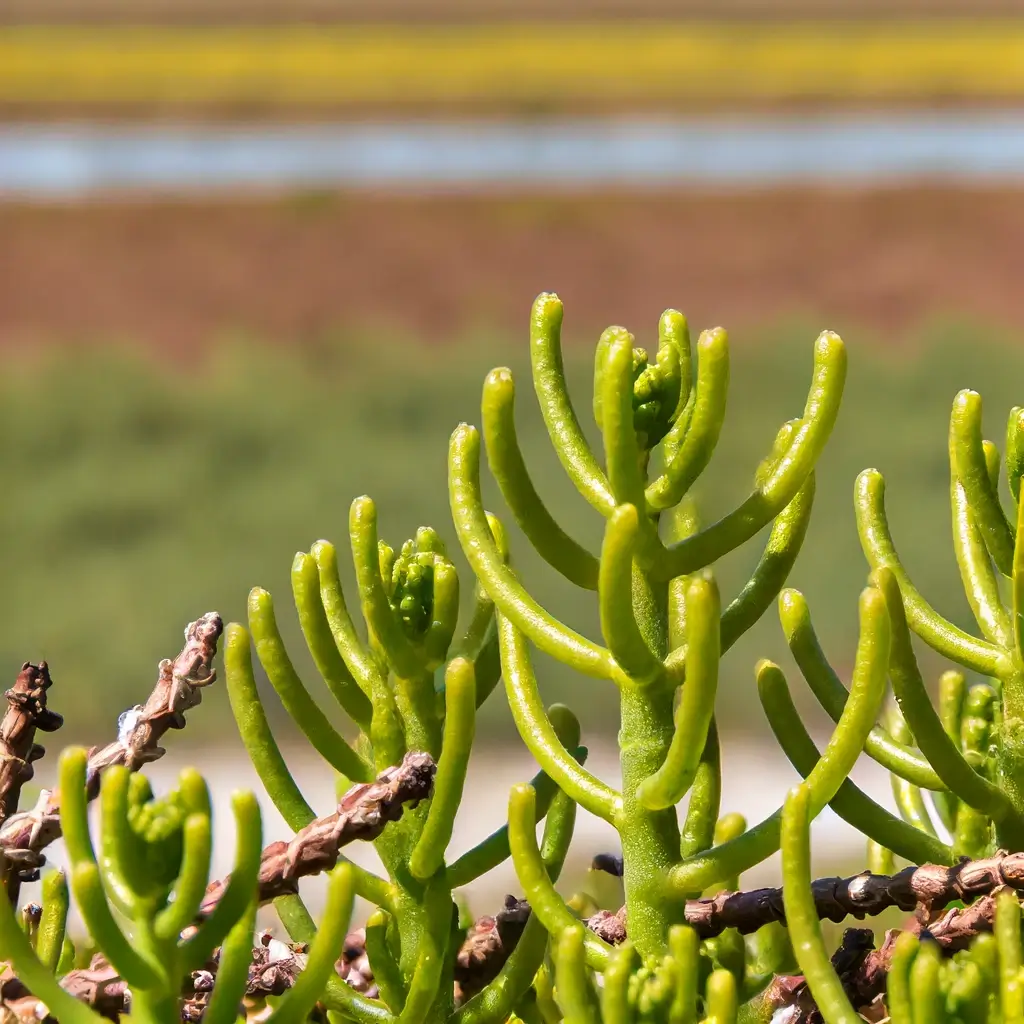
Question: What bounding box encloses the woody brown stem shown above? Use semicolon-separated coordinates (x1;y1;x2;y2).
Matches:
0;613;222;903
198;750;436;915
0;663;63;828
589;849;1024;941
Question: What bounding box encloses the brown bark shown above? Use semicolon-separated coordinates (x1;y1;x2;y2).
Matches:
454;895;531;1000
0;613;222;902
0;664;63;826
586;848;1024;940
199;750;436;915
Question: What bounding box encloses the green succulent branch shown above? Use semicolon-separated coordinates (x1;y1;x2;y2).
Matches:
449;293;850;966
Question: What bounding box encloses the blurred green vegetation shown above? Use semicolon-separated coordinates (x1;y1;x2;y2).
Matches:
0;318;1019;747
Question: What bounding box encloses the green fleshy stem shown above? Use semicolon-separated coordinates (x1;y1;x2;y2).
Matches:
885;931;919;1024
450;424;618;682
599;504;664;684
364;910;407;1011
908;940;943;1023
753;419;799;490
651;319;686;438
705;816;747;988
932;669;967;834
180;791;263;972
884;706;940;840
499;611;622;823
875;566;1024;846
636;575;720;810
954;684;998;860
552;926;602;1024
154;811;213;941
998;888;1024;1024
663;310;693;420
679;719;722;861
656;331;845;582
951;390;1015;577
409;658;476;880
781;784;863;1024
97;765;150;913
36;870;69;973
1007;406;1024;506
262;864;357;1024
202;900;259;1024
647;327;729;511
423;560;460;670
1014;485;1024;664
482;366;600;590
275;902;391;1024
58;749;165;988
530;292;615;515
350;496;425;683
711;813;748;892
449;512;505;710
658;312;695;460
446;703;582;888
668;585;889;895
971;933;1001;1011
398;940;445;1024
855;468;1011;679
669;926;700;1024
453;784;579;1024
984;438;1003;492
718;474;814;654
292;550;374;729
704;969;739;1024
951;475;1012;648
312;539;383;697
761;659;950;868
249;588;373;782
778;588;943;791
947;956;988;1024
745;920;797;989
0;877;105;1024
507;783;612;971
592;325;613;431
224;622;388;910
756;659;951;865
599;327;667;567
225;622;317;830
599;941;639;1024
532;966;560;1024
663;475;815;685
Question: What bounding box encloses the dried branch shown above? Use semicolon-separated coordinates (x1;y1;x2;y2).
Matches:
0;613;222;899
677;850;1024;939
454;895;531;1000
0;663;63;826
199;750;436;916
589;848;1024;942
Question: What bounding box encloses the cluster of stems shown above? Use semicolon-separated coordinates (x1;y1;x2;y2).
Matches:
222;476;586;1024
7;294;1024;1024
448;293;848;966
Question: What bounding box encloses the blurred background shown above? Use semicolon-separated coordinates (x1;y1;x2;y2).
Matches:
6;0;1024;902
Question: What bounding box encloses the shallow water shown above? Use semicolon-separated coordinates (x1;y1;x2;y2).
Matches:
4;111;1024;195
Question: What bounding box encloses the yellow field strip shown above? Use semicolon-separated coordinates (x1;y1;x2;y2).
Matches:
2;22;1024;103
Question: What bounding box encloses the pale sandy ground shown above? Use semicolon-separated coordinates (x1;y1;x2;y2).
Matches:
17;729;920;937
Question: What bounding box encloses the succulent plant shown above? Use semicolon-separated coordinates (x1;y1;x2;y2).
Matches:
6;295;1024;1023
